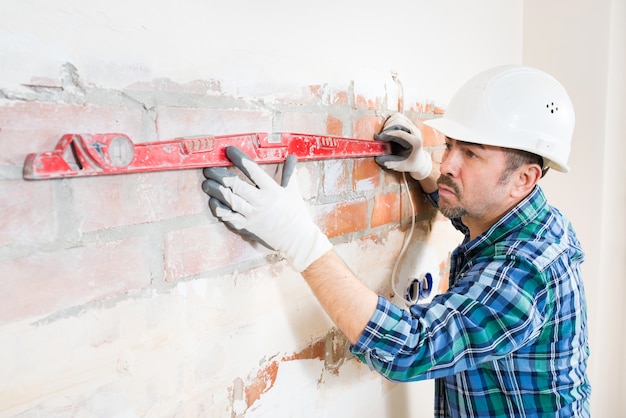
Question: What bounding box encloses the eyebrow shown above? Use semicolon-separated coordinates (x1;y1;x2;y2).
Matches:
445;137;486;149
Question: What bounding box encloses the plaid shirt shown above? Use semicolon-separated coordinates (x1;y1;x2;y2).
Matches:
351;186;590;417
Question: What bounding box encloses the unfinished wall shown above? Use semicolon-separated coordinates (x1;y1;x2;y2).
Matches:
0;1;525;416
0;69;461;416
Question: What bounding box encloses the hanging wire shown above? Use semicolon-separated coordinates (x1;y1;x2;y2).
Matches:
390;172;416;307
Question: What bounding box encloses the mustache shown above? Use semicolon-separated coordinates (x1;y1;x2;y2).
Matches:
437;175;461;195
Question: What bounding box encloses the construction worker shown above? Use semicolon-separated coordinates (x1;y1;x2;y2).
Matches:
202;65;591;417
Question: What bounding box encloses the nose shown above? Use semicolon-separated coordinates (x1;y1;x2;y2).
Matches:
440;147;461;177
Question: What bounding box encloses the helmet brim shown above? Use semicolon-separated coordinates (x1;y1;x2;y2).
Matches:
423;117;569;173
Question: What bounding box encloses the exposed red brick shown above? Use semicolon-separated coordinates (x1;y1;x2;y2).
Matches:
283;329;350;375
326;115;343;136
308;85;323;99
419;121;443;147
353;158;381;192
332;91;349;105
438;259;451;293
316;199;368;238
240;330;350;411
372;192;401;227
353;116;383;140
244;361;279;410
354;95;379;110
382;167;403;187
283;339;325;362
401;185;436;221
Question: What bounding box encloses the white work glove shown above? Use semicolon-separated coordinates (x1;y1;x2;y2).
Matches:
202;146;332;272
374;113;432;180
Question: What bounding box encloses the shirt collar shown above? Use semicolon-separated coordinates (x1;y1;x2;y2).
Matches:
461;185;547;252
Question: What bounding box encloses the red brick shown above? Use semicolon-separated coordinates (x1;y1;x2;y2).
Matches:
0;179;55;246
315;199;368;238
353;158;381;192
72;169;207;233
306;85;348;106
418;120;444;147
354;95;379;110
372;192;401;227
401;184;436;221
408;101;446;114
307;85;323;99
332;91;349;105
379;170;436;221
0;237;152;324
164;222;266;282
382;168;404;187
326;115;343;136
354;116;383;140
0;101;146;166
408;102;426;113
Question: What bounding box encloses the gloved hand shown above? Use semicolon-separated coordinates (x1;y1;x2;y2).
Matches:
202;147;333;272
374;113;432;180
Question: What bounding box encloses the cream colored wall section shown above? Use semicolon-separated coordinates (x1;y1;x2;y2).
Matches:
523;0;626;415
0;1;525;417
0;0;522;104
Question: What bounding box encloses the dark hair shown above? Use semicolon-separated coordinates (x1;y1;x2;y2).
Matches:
499;148;546;182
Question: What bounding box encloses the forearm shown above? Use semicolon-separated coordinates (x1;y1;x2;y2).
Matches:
301;249;379;345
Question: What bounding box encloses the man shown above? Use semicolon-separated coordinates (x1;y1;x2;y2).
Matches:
202;65;591;417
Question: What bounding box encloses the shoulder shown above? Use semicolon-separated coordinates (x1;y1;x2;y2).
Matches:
496;205;582;271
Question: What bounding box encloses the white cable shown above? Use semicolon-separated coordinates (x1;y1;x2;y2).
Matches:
391;171;416;307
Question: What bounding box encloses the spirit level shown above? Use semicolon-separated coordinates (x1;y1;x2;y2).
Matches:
23;132;390;180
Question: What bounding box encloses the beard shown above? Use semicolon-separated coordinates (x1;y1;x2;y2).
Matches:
437;175;467;219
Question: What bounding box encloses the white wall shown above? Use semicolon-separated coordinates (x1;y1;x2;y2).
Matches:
7;0;621;415
0;0;522;103
523;0;626;415
0;1;535;416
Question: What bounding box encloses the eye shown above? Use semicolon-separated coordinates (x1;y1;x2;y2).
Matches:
465;149;477;158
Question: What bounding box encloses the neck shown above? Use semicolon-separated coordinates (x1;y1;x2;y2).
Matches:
463;197;525;241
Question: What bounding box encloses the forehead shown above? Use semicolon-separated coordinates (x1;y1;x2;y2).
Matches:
445;137;503;152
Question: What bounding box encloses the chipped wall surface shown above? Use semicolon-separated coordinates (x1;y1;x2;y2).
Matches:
0;72;463;416
0;1;530;417
0;1;523;104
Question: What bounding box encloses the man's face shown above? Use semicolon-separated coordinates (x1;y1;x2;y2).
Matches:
437;138;516;226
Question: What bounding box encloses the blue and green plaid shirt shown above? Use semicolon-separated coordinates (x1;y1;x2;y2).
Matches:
351;186;590;417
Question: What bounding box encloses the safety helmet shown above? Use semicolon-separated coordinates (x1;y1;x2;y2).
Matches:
424;65;575;172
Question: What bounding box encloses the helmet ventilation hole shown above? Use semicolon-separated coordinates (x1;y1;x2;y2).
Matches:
546;102;559;114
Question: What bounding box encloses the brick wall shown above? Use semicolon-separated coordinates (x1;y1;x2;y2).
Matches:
0;67;460;416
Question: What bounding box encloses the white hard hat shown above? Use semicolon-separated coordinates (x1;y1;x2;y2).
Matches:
424;65;575;172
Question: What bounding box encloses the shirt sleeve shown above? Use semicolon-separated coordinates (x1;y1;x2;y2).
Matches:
350;255;549;382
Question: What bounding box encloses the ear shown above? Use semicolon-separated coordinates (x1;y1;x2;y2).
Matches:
510;164;542;198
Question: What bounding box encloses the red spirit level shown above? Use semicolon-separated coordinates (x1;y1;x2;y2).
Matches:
23;132;390;180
